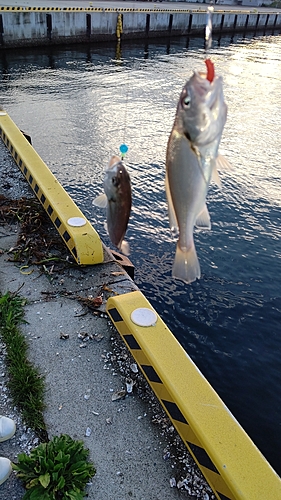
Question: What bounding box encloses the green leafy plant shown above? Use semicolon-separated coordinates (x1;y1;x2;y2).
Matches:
13;434;96;500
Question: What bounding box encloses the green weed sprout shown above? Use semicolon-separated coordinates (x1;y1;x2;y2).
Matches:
13;434;96;500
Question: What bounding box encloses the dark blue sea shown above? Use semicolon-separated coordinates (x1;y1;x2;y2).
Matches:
1;31;280;476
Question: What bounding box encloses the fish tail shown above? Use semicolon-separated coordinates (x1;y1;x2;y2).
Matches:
172;242;201;284
119;240;130;256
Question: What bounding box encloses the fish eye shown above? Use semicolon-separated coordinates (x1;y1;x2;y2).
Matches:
183;95;191;108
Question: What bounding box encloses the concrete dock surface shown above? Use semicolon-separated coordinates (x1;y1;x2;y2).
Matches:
0;142;214;499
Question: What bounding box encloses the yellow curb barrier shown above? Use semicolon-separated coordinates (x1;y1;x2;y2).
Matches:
0;112;103;266
107;290;281;500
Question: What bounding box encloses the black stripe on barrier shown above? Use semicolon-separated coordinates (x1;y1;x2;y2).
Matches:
63;230;71;243
108;307;123;322
141;364;162;384
0;126;80;262
187;442;219;474
162;399;188;424
123;334;141;350
107;305;235;500
54;217;61;228
217;494;232;500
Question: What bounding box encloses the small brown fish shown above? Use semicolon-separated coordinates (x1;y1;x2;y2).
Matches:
93;155;132;255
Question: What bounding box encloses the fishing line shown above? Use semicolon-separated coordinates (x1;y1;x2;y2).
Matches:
204;4;215;83
205;3;214;54
119;68;129;160
192;6;215;189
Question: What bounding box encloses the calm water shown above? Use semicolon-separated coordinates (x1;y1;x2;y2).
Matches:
1;32;280;475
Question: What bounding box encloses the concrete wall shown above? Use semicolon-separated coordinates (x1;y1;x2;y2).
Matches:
91;11;117;36
0;8;280;48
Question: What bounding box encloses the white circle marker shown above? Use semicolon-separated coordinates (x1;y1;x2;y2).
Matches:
0;111;7;116
131;308;157;327
67;217;87;227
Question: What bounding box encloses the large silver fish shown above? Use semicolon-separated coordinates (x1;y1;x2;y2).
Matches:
166;63;228;284
93;155;132;255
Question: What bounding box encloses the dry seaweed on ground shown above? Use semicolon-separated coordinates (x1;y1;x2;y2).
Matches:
77;294;104;310
0;195;70;268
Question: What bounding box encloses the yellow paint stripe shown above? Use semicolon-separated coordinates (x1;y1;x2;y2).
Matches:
0;112;103;266
107;290;281;500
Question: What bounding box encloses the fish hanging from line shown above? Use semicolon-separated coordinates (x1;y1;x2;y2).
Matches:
93;155;132;255
166;60;230;285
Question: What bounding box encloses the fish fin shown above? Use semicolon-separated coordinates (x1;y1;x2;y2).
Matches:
119;240;130;256
172;242;201;285
211;154;232;188
216;154;232;171
93;193;108;208
195;204;211;230
211;163;222;188
165;175;178;231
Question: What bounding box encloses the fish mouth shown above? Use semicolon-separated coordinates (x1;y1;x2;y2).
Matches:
193;70;222;108
107;155;122;170
198;70;210;80
108;159;124;171
192;71;211;98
